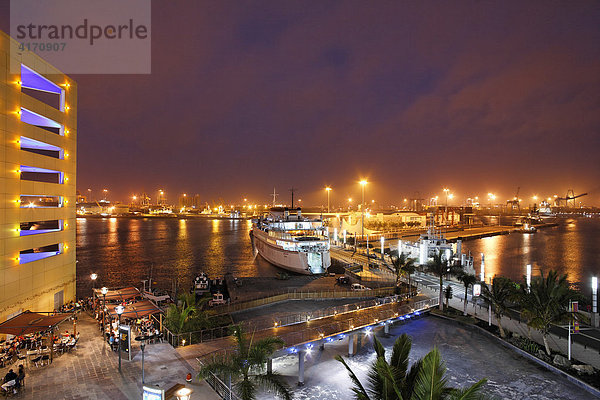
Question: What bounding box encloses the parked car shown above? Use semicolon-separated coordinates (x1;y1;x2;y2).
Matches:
351;283;370;291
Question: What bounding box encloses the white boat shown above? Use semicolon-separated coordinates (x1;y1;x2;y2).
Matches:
250;207;331;275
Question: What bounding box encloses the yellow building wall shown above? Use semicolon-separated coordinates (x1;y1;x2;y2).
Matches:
0;30;77;320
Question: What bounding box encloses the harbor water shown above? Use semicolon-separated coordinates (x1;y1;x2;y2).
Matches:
75;217;600;297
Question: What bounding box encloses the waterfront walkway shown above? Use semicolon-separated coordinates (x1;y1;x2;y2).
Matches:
176;297;434;365
0;313;218;400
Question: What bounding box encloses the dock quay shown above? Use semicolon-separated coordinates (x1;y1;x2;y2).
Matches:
359;222;559;243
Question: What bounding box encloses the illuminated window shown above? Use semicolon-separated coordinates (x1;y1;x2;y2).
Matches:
20;64;64;110
20;195;63;208
19;220;63;236
20;108;63;135
19;165;64;184
19;243;62;264
20;136;64;159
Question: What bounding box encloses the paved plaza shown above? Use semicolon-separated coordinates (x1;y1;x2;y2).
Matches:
0;313;218;400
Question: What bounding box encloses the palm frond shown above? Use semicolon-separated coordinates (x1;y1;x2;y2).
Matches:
390;333;411;381
236;378;256;400
411;348;448;400
447;378;487;400
253;372;293;400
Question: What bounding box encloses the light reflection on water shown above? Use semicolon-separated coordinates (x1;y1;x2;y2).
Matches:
75;217;599;296
75;217;278;296
461;218;599;288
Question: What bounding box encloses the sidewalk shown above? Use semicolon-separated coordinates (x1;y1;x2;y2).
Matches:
0;313;219;400
425;287;600;369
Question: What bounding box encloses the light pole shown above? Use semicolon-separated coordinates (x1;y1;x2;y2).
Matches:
592;276;598;328
115;305;124;372
443;188;449;225
325;187;332;213
359;180;367;241
90;273;97;290
101;286;108;343
135;334;151;383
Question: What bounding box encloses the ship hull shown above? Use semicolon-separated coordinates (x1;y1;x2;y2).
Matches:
251;229;330;275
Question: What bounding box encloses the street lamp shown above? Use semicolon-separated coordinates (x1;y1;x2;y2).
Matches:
101;286;108;342
90;273;97;290
325;187;332;213
592;276;598;328
443;188;450;225
135;334;152;383
115;305;125;372
359;180;368;258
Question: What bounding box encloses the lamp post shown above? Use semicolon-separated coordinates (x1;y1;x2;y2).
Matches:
101;287;108;343
90;273;97;290
115;305;124;372
359;180;367;243
325;187;332;213
442;188;449;225
592;276;598;328
135;334;151;383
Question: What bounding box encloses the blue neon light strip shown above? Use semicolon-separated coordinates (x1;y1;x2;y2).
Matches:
20;65;62;94
20;108;62;130
20;165;64;184
20;136;63;152
19;251;61;264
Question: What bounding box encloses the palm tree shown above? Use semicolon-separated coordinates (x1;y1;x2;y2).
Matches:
444;285;453;310
519;270;580;355
457;273;478;316
336;333;487;400
426;252;461;311
480;276;515;338
199;326;292;400
389;252;417;296
165;293;210;334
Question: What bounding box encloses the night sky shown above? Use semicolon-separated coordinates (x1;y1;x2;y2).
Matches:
3;1;600;206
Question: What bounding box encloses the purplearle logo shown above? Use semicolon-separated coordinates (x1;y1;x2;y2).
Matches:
11;0;151;74
15;19;149;46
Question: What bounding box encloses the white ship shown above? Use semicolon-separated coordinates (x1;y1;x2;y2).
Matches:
250;207;331;275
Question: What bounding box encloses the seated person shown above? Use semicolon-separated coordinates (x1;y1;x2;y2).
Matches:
15;365;24;389
2;369;17;392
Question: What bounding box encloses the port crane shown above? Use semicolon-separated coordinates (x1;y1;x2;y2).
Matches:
556;189;587;207
506;187;521;211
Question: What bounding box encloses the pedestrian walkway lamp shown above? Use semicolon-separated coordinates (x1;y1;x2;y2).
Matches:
101;287;108;342
592;277;598;328
115;305;124;372
135;334;151;383
175;387;193;400
90;273;97;290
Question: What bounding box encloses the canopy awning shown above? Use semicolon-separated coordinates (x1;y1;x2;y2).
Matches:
93;286;141;301
106;300;162;319
0;311;72;336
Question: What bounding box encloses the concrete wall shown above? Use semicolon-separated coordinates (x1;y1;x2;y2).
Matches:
0;30;77;318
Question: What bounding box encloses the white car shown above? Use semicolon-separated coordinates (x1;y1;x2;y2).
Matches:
351;283;371;291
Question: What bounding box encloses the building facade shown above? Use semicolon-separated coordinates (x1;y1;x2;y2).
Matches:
0;31;77;319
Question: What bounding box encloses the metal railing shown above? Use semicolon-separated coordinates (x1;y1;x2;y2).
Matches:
198;359;242;400
211;287;395;315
